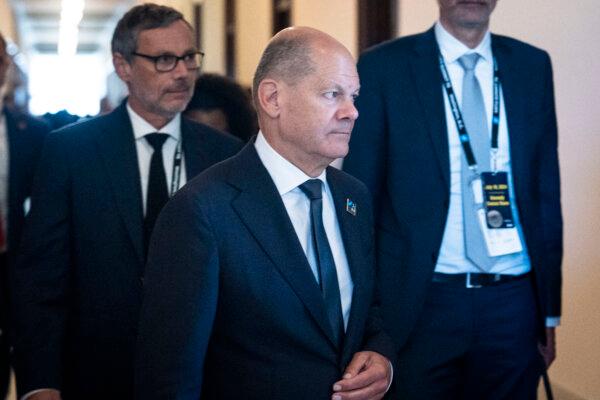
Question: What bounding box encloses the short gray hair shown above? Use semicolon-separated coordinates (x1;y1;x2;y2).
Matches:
252;32;316;106
111;3;191;62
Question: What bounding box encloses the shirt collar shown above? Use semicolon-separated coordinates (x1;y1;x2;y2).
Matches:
434;21;493;65
254;131;327;196
126;102;181;141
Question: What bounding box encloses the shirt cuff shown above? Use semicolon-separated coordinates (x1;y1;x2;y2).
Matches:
385;361;394;393
21;388;61;400
546;316;561;327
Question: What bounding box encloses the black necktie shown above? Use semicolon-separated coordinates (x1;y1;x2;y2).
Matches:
144;133;170;255
299;179;344;348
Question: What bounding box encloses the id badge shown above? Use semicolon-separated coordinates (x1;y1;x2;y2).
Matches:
481;172;514;229
478;172;523;257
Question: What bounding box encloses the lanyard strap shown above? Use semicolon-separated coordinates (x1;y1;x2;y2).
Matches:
169;139;183;197
439;54;501;172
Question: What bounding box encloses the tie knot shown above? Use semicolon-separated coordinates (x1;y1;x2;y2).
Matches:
299;179;323;200
145;133;169;151
458;53;480;72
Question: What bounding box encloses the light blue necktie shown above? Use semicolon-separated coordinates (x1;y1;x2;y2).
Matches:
459;53;495;271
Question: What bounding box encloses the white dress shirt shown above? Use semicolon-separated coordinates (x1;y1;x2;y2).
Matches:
254;132;354;329
127;103;187;214
434;22;558;327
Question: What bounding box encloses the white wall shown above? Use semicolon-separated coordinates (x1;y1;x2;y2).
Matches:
398;1;600;398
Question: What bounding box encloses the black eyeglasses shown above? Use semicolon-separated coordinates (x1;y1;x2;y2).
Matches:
132;51;204;72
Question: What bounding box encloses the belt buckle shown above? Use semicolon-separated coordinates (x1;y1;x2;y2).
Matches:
466;273;482;289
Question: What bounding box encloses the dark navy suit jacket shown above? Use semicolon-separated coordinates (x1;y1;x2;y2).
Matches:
135;142;396;399
0;107;48;378
2;107;49;256
344;27;562;351
10;102;242;399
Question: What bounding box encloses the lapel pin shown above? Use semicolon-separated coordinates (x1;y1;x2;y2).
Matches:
345;198;357;216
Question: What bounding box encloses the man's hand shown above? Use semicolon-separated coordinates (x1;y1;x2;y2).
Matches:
23;389;62;400
332;351;392;400
538;327;557;369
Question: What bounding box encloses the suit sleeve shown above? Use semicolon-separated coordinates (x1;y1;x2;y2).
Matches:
10;132;71;395
135;187;219;400
356;189;398;363
537;52;563;318
344;54;388;209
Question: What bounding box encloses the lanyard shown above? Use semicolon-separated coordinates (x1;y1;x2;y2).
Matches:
438;54;501;173
169;139;183;197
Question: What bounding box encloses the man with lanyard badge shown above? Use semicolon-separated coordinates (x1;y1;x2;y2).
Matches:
344;0;563;398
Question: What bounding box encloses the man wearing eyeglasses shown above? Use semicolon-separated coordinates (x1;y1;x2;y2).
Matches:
10;4;242;400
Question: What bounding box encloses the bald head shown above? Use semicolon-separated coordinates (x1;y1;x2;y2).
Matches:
252;26;359;177
252;27;351;108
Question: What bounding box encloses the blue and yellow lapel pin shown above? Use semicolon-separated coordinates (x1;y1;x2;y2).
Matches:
345;198;357;216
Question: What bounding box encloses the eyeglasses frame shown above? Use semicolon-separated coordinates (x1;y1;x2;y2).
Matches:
131;50;205;72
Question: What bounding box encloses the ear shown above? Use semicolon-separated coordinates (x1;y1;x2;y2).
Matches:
257;79;281;119
113;53;132;83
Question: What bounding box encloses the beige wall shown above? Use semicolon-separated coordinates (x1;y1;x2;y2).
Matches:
144;0;194;21
0;0;16;43
292;0;357;57
235;0;358;87
235;0;271;87
399;1;600;399
195;0;226;74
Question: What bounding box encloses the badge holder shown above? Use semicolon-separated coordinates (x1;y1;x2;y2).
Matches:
469;168;523;257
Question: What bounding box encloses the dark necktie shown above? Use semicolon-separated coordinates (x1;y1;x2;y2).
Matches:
144;133;170;255
299;179;344;348
458;53;494;270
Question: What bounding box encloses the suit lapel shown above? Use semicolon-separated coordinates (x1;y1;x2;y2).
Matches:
410;27;451;188
181;118;206;180
492;36;526;197
229;144;339;349
327;168;369;359
93;103;145;267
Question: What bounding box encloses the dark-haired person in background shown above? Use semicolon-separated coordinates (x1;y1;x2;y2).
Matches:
10;4;242;400
184;73;257;142
0;32;49;400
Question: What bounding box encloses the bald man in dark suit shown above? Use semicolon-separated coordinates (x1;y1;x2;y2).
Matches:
136;27;395;400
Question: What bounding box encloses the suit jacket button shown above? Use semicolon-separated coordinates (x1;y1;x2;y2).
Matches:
431;252;438;262
140;277;145;286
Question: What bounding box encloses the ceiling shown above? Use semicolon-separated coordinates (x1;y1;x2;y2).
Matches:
10;0;134;55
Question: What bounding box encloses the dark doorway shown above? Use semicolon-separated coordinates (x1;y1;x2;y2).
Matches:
273;0;292;34
357;0;398;53
225;0;236;78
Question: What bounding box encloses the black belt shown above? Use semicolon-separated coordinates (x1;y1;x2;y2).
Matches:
432;272;529;288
